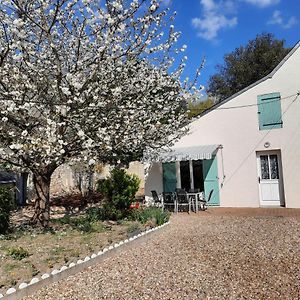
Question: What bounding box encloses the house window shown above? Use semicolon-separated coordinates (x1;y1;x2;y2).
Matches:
257;92;282;130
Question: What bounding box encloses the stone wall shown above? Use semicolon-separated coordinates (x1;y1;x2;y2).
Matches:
26;161;145;201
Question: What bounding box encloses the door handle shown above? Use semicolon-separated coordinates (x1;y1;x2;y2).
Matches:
258;177;261;184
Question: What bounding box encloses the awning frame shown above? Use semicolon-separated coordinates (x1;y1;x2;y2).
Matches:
156;144;222;162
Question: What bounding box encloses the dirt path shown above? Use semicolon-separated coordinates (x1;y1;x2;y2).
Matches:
24;208;300;299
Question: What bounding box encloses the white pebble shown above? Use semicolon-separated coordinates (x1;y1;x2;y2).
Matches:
29;278;39;285
51;269;60;275
98;250;103;256
6;288;16;295
60;266;68;272
91;253;97;259
18;282;28;289
41;273;50;279
69;263;76;268
77;260;84;265
108;245;114;250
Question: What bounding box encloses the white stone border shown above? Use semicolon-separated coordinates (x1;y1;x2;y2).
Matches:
0;221;170;300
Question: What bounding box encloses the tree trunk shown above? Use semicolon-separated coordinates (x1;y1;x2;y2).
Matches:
31;172;52;227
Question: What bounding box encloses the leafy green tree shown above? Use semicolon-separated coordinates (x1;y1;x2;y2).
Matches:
187;99;214;118
207;33;290;102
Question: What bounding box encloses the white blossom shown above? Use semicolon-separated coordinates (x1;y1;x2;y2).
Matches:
0;0;202;223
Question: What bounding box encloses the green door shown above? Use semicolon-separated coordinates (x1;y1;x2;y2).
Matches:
163;162;177;193
203;156;220;206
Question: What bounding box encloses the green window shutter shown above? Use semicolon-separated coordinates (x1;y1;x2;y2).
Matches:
162;162;177;193
257;92;282;130
203;156;220;206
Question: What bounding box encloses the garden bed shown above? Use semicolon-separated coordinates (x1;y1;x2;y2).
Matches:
0;206;169;295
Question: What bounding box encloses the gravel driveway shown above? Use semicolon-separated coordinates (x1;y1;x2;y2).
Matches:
24;208;300;300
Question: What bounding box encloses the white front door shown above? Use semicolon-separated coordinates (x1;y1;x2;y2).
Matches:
257;153;282;206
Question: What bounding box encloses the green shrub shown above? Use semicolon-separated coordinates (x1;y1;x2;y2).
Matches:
86;207;103;222
86;206;124;222
53;215;93;233
96;168;140;220
7;246;30;260
130;207;170;226
0;186;14;234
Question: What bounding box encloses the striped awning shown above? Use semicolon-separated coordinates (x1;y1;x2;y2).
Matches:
157;144;221;162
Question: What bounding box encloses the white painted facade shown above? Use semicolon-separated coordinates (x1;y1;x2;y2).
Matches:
145;42;300;208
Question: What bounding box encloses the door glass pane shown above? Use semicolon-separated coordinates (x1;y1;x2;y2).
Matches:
180;161;190;191
260;155;270;179
270;155;279;179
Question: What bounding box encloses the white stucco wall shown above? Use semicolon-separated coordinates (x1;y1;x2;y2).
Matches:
146;43;300;208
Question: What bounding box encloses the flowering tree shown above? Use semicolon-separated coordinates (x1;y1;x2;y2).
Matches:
0;0;202;226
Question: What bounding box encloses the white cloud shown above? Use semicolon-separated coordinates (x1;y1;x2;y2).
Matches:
243;0;280;8
191;0;237;41
268;10;298;29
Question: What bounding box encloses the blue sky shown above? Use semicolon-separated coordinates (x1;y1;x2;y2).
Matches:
165;0;300;96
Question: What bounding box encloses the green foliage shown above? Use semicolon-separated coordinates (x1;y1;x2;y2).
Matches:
54;214;106;233
54;215;92;233
187;99;214;118
6;246;30;260
207;33;290;102
97;168;141;220
0;186;14;234
86;206;124;222
130;207;171;226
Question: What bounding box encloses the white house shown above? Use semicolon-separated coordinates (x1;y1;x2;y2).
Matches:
145;41;300;208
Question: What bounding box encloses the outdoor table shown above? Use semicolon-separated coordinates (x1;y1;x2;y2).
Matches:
186;192;204;212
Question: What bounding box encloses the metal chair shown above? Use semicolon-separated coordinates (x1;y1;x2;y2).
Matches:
175;189;191;213
198;189;214;211
151;190;163;209
162;192;177;212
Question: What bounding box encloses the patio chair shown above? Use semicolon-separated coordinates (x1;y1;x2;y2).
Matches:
175;189;191;213
151;190;163;210
188;188;201;212
162;192;177;213
198;189;214;211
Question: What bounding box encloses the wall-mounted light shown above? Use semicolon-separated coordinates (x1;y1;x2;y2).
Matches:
264;142;270;148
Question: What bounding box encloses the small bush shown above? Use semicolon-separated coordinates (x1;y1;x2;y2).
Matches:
7;246;30;260
0;186;14;234
53;215;89;232
96;168;141;220
86;206;124;222
130;207;170;226
86;207;103;222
